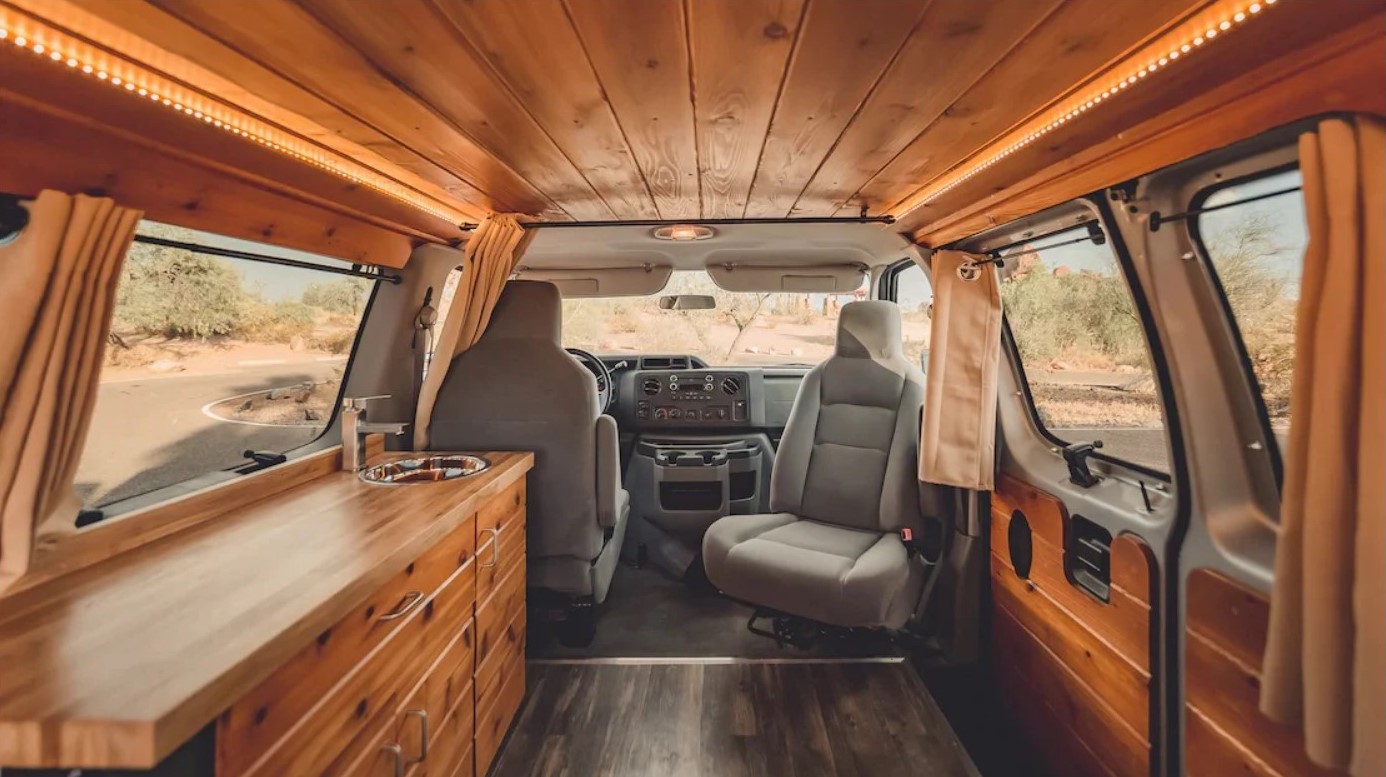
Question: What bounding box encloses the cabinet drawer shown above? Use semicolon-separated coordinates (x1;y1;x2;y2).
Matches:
474;647;526;777
477;479;524;537
476;513;525;605
475;604;525;704
219;516;476;777
475;563;525;671
235;556;477;777
412;680;477;777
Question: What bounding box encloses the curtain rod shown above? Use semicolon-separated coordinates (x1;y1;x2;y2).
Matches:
459;215;897;232
981;221;1107;261
132;235;402;284
1149;185;1303;231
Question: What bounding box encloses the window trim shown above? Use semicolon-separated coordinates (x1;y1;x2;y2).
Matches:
997;216;1175;481
1184;162;1301;490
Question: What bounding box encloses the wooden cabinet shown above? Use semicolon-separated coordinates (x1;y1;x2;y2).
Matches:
216;477;527;777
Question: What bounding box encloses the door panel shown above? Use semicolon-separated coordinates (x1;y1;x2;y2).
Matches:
991;474;1153;777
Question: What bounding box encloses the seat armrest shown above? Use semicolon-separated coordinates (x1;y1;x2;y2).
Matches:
596;414;623;529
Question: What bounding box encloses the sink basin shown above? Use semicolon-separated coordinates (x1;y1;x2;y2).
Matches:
359;455;490;484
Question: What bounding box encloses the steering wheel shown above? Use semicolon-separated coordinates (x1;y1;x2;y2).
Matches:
566;347;613;414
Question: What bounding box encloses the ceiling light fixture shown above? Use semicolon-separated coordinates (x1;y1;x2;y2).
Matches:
894;0;1283;215
653;224;716;241
0;10;470;226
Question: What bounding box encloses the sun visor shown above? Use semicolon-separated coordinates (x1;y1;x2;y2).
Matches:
512;265;673;297
707;263;867;293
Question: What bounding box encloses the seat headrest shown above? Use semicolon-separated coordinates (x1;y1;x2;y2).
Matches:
835;300;904;360
482;280;562;343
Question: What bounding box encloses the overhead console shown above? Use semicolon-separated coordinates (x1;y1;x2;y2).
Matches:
628;369;756;427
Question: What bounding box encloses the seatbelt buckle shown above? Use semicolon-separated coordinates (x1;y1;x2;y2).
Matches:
900;527;914;543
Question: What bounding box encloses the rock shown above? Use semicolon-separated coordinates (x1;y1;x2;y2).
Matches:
303;408;320;422
148;359;185;373
268;387;291;400
289;335;306;351
238;399;254;412
790;347;803;357
292;389;312;403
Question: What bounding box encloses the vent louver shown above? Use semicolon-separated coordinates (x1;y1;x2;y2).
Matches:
642;377;662;396
721;376;742;395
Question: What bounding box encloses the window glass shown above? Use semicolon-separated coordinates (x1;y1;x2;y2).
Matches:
1002;225;1169;472
890;261;934;371
562;270;869;366
75;221;374;510
1194;169;1305;452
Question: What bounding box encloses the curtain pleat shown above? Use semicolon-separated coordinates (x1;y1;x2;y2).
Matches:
919;250;1002;490
0;192;141;594
413;214;534;449
1259;116;1384;777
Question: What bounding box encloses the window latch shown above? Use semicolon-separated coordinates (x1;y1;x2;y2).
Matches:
1063;441;1104;488
239;449;288;474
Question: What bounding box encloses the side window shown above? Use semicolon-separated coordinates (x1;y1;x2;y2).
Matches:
888;260;934;371
76;221;375;512
1002;224;1170;473
1192;168;1305;455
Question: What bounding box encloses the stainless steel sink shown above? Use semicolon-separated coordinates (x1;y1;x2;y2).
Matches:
359;455;491;484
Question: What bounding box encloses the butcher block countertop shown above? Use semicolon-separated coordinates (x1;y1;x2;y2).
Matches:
0;450;533;769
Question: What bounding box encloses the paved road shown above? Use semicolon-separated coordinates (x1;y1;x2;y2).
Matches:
76;363;340;507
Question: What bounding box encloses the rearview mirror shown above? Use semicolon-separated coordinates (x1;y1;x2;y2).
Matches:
658;294;716;311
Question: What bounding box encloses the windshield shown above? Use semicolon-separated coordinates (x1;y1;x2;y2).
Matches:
562;270;884;366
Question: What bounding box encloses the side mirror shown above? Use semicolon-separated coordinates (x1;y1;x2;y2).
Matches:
658;294;716;311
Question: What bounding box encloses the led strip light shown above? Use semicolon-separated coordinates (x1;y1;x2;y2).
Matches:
894;0;1283;215
0;11;471;226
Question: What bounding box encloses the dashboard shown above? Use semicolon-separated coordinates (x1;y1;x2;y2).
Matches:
598;355;808;432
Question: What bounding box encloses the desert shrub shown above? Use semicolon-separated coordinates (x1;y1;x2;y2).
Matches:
115;240;247;339
240;300;317;344
302;278;370;315
311;330;357;355
1001;265;1143;366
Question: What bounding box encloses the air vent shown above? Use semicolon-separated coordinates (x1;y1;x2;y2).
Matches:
721;376;742;395
641;356;690;370
642;377;662;396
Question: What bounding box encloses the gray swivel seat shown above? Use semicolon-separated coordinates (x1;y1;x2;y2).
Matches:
428;281;629;623
702;300;928;629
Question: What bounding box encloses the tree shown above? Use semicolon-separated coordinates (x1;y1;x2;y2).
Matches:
302;278;369;315
721;291;773;361
113;229;247;339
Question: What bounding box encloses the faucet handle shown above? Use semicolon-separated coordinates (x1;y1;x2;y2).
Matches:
342;394;390;411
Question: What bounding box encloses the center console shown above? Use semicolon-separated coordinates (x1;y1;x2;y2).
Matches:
630;370;752;426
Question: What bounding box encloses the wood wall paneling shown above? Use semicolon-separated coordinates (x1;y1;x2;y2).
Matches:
789;0;1064;216
740;0;930;218
1185;569;1347;777
989;474;1153;777
686;0;806;218
430;0;661;220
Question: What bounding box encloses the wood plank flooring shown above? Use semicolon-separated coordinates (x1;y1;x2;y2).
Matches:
490;661;980;777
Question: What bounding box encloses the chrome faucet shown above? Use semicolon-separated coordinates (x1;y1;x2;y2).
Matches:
341;395;407;472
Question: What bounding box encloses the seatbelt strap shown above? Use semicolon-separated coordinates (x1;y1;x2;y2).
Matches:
410;287;437;435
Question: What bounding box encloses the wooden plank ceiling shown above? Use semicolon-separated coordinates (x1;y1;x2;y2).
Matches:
6;0;1383;245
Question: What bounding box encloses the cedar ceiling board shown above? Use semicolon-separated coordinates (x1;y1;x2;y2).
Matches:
897;0;1383;236
789;0;1066;216
561;0;699;220
8;0;483;222
908;16;1386;245
294;0;614;222
740;0;932;218
430;0;661;220
145;0;560;219
0;48;457;243
0;96;413;267
686;0;807;218
849;0;1210;215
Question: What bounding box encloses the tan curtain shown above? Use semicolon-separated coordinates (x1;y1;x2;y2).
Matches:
0;192;141;594
413;214;534;449
919;250;1002;490
1260;116;1384;777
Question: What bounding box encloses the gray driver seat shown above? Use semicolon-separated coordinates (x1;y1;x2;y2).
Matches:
428;280;629;606
702;300;927;629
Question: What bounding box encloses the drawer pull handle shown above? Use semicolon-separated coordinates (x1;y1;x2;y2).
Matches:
381;743;405;777
405;708;429;762
480;527;500;568
379;591;423;621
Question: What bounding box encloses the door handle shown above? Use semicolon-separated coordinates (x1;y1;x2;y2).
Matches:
480;527;500;568
405;708;429;762
378;591;423;621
